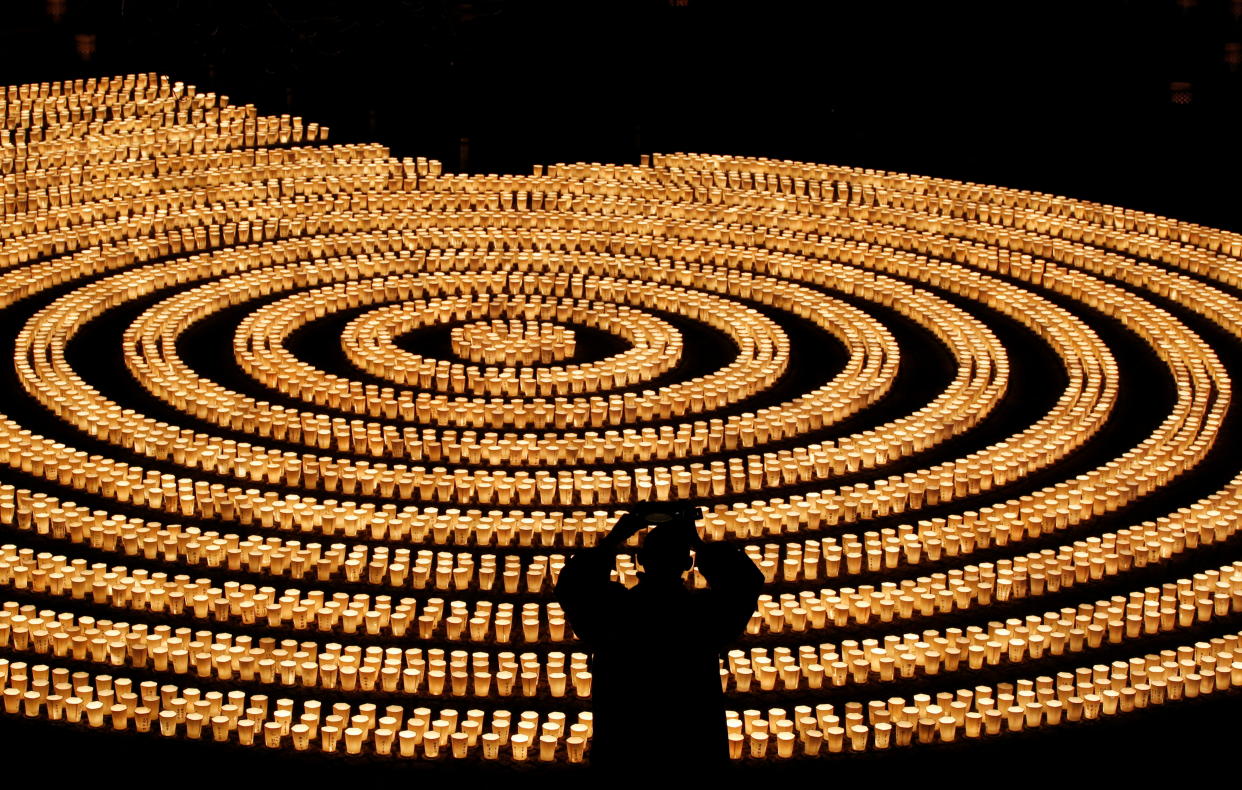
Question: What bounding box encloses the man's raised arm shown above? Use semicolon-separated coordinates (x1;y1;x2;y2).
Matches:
553;511;646;644
693;536;765;647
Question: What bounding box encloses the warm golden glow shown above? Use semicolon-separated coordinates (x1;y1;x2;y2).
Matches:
0;73;1239;764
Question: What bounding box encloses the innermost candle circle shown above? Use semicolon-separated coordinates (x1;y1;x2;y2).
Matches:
451;319;577;366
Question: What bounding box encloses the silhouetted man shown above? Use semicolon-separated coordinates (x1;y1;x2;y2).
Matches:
554;505;764;771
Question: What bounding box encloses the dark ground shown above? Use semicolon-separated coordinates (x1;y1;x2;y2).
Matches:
0;1;1240;784
0;689;1237;784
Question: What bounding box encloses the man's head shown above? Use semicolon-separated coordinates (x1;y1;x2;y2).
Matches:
637;521;694;580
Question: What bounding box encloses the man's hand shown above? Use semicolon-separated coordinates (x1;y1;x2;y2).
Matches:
599;510;647;549
682;507;706;548
599;504;705;550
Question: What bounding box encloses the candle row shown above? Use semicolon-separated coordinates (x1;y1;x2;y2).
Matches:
2;74;1242;768
343;298;674;395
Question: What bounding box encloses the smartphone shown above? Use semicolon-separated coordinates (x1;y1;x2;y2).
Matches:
638;503;703;525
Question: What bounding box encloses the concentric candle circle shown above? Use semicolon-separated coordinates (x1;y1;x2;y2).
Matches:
0;74;1239;767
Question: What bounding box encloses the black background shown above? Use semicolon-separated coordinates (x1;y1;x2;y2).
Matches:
4;0;1242;233
1;0;1240;783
